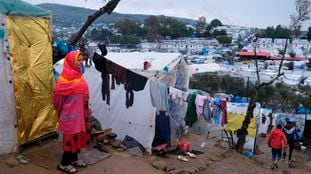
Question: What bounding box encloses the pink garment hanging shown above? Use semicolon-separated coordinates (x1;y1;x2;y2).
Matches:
195;95;207;118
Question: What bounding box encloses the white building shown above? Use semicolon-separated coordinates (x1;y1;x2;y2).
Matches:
244;38;311;57
139;39;219;54
213;25;253;43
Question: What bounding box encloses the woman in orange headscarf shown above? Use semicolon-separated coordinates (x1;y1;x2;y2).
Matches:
53;50;90;173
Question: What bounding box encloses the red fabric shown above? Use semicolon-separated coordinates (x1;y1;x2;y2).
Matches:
239;51;270;57
53;94;91;152
153;144;167;151
268;129;288;150
63;132;91;153
53;94;88;135
63;101;90;152
177;142;191;152
143;61;151;70
54;50;89;96
53;50;91;153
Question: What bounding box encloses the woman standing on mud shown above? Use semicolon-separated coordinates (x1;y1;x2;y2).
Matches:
53;50;91;173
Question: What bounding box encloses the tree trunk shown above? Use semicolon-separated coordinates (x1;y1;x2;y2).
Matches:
267;112;273;134
235;0;310;154
69;0;121;45
236;96;257;153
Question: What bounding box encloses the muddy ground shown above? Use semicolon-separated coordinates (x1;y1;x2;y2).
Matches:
0;132;310;174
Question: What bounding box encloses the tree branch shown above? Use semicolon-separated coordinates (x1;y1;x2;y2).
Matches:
69;0;121;45
236;0;310;153
293;87;311;95
256;72;284;89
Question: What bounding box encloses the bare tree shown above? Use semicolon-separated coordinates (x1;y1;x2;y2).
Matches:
69;0;121;45
236;0;311;153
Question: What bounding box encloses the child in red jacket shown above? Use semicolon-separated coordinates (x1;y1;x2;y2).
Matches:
267;124;288;169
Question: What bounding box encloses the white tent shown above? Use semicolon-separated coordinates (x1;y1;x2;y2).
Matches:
226;102;261;152
188;63;221;75
54;52;188;152
0;0;56;155
0;14;17;154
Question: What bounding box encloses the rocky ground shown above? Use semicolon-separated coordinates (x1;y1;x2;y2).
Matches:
0;132;310;174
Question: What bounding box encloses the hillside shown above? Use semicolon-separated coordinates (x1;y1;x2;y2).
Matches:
38;3;196;27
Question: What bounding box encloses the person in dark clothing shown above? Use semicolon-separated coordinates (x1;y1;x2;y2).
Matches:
283;119;299;165
98;43;107;56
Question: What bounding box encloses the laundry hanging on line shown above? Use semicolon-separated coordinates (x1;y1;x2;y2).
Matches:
93;52;148;108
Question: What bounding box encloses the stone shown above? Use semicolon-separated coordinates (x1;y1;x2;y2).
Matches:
206;161;214;166
209;156;221;162
128;147;143;157
166;166;176;172
152;160;168;170
168;169;185;174
198;166;207;171
5;156;19;167
111;139;122;148
183;168;197;174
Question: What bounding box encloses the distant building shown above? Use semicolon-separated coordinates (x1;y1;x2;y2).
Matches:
139;38;219;54
243;38;311;59
213;25;254;44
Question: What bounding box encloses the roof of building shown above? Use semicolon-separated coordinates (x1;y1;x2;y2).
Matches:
55;52;182;78
106;52;181;71
239;51;271;57
188;63;221;74
270;56;311;61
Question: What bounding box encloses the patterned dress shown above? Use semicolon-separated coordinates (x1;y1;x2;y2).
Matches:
53;50;91;153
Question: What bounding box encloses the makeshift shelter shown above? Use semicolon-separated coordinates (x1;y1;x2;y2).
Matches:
226;102;261;152
0;0;56;154
296;107;311;138
257;108;272;135
273;113;305;140
54;52;189;152
188;63;221;75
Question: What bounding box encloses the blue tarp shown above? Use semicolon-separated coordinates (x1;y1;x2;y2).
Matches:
296;107;311;114
198;49;208;55
231;96;248;103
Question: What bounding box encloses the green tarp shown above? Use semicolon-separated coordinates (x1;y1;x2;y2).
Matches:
0;0;49;17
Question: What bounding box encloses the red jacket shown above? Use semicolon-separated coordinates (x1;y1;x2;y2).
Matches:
268;129;288;150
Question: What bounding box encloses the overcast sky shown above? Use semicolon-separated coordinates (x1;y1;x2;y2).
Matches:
24;0;311;30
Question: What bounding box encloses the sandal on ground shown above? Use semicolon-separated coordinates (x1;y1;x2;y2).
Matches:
186;152;197;158
57;164;78;174
72;159;87;168
273;163;279;168
177;155;189;162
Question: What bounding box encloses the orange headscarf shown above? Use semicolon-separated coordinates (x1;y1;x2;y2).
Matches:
54;50;89;96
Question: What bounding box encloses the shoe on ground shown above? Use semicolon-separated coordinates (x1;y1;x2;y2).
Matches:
96;143;109;153
177;155;189;162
